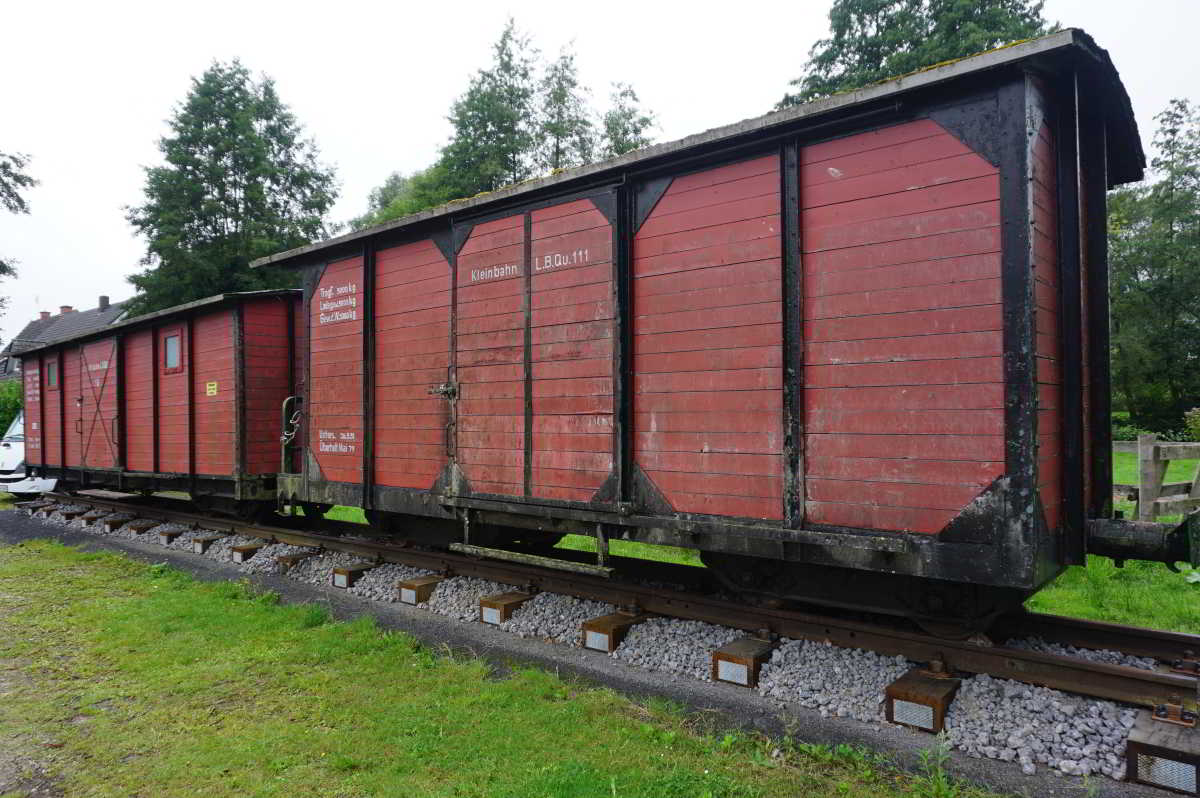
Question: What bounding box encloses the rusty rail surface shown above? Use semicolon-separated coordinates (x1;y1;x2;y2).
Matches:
35;492;1200;712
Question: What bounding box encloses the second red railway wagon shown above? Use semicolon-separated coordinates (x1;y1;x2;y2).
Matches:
256;30;1145;625
23;291;301;511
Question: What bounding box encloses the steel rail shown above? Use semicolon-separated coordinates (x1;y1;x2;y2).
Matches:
38;492;1200;711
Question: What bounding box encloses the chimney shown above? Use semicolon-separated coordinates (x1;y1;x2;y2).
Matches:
39;311;50;320
98;295;110;310
59;305;74;314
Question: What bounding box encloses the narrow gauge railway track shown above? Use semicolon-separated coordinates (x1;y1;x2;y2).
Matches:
35;492;1200;713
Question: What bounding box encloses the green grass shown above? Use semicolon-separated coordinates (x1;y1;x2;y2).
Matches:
555;534;704;567
1110;450;1199;523
1025;451;1200;632
1027;554;1200;632
0;540;1000;798
324;505;368;524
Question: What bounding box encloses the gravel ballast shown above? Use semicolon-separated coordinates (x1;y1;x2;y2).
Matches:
422;576;516;621
349;563;435;602
501;592;615;644
288;551;374;586
239;543;319;576
758;639;913;723
1007;636;1158;671
613;617;741;681
202;534;267;563
945;674;1136;779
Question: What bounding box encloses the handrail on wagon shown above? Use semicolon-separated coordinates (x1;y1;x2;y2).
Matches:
1112;434;1200;520
280;395;302;474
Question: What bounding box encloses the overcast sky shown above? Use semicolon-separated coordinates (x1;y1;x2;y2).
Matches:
1;0;1195;344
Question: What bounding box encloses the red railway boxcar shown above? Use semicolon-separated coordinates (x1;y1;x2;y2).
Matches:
254;30;1145;630
23;291;301;517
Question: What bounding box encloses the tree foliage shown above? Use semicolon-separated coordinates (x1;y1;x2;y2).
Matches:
353;21;656;230
125;60;338;315
1109;99;1200;432
537;48;595;172
0;151;36;282
438;20;540;200
600;83;657;158
778;0;1053;107
0;379;21;435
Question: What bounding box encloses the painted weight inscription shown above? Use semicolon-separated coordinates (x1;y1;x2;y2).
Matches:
318;281;359;324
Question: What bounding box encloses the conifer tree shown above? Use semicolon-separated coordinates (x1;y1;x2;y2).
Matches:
537;48;595;172
125;60;338;315
438;19;539;198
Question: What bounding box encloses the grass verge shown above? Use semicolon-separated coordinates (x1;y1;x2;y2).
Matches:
0;540;1000;798
1025;451;1200;633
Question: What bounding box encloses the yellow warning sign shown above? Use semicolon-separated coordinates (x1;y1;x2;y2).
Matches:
206;381;218;396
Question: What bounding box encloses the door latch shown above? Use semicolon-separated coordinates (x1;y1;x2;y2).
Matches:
428;382;458;399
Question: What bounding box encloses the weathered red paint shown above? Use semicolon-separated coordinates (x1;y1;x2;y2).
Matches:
455;214;526;497
123;329;154;472
79;338;118;468
310;257;365;485
633;154;785;520
373;239;452;490
29;294;298;484
802;119;1006;533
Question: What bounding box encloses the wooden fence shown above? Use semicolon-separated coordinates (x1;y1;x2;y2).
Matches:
1113;434;1200;520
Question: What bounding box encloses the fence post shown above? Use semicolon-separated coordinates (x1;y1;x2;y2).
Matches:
1137;433;1164;521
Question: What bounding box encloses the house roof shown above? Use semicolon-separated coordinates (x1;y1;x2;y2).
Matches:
251;28;1144;272
5;299;130;356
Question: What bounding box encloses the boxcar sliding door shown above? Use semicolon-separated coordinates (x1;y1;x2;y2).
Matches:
79;338;119;469
453;196;616;504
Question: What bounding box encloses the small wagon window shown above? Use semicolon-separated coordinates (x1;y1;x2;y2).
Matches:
46;361;58;388
164;334;181;371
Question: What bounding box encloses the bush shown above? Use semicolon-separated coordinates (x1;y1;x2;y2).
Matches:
1186;408;1200;442
1113;420;1155;441
0;380;21;434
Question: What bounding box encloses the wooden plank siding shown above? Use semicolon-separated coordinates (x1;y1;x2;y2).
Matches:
41;354;60;466
373;239;452;489
455;214;527;498
530;199;615;502
243;296;299;475
190;311;236;476
310;256;365;485
1032;121;1063;530
156;323;189;473
62;348;82;468
801;119;1006;533
122;329;155;472
79;338;118;468
632;154;786;520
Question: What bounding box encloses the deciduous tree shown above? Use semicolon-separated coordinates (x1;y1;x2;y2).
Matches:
778;0;1052;107
125;60;338;315
0;151;36;281
1109;99;1200;431
600;83;656;158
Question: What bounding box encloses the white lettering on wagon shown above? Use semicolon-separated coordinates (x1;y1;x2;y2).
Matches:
469;263;521;283
317;429;358;454
317;282;359;325
535;248;590;273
